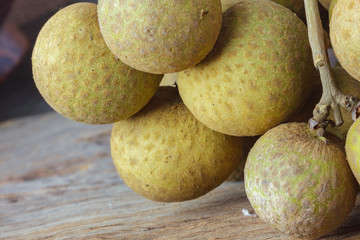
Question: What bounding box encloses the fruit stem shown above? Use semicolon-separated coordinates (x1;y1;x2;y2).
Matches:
304;0;359;134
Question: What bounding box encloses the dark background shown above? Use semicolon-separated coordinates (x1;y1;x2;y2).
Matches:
0;0;97;122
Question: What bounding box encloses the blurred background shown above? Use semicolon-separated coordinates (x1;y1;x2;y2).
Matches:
0;0;97;122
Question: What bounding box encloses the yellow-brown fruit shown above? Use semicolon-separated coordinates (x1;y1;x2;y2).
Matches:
227;136;258;181
289;84;321;124
98;0;222;74
32;3;162;124
330;0;360;81
178;0;314;137
111;87;245;202
221;0;304;18
245;122;358;238
291;67;360;142
346;118;360;185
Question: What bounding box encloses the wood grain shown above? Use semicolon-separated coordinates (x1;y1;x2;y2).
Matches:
0;112;359;240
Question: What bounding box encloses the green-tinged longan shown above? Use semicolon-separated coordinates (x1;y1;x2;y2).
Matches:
330;0;360;81
111;87;245;202
291;67;360;142
98;0;222;74
245;122;358;238
346;118;360;185
32;3;162;124
178;0;314;137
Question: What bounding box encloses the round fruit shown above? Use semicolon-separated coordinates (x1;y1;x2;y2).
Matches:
111;87;245;202
32;3;162;124
177;0;314;137
97;0;222;74
272;0;304;18
227;136;258;181
291;67;360;141
221;0;242;11
221;0;304;18
289;72;322;123
330;0;360;81
245;122;358;238
346;117;360;185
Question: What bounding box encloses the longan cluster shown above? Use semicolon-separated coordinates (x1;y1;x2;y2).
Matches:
32;0;360;239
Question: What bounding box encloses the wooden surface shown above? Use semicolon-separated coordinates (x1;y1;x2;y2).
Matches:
0;112;360;240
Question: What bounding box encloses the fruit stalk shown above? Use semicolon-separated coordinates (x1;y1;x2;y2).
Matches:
304;0;359;131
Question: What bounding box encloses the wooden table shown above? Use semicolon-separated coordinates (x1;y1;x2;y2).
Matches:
1;112;359;239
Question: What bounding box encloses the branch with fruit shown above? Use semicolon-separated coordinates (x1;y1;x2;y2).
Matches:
305;0;359;134
31;0;360;239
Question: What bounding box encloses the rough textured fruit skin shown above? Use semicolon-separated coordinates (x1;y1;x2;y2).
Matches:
178;0;314;137
330;0;360;81
32;3;162;124
291;67;360;141
245;122;358;238
97;0;222;74
111;87;245;202
227;136;258;181
346;118;360;185
221;0;304;18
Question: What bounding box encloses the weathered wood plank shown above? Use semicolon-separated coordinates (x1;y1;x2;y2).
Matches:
0;112;359;240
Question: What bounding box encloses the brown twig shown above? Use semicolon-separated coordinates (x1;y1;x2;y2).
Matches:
304;0;359;134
